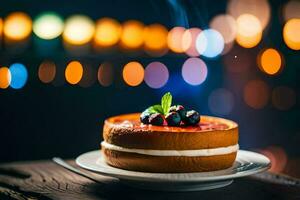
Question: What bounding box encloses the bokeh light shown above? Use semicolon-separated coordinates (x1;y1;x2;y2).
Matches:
283;18;300;50
167;27;186;53
259;48;282;75
283;0;300;21
208;88;235;116
94;18;122;47
244;79;270;109
236;14;262;48
0;18;3;38
227;0;270;29
209;14;237;44
259;146;287;173
4;12;32;40
63;15;95;45
9;63;28;89
98;62;114;87
182;58;208;85
182;28;201;57
33;12;64;40
0;67;11;89
123;61;144;86
143;24;168;56
120;20;144;49
38;60;56;83
196;29;224;58
272;86;296;110
65;61;83;85
144;62;169;89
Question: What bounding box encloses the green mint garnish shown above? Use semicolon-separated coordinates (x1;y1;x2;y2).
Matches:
146;104;163;114
161;92;172;115
143;92;173;116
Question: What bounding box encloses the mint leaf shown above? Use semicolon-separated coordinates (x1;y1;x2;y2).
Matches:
161;92;172;115
146;104;163;114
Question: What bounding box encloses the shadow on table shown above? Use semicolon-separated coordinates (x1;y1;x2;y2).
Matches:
85;177;298;200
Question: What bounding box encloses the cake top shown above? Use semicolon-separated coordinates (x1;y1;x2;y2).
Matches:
106;113;236;132
140;92;201;127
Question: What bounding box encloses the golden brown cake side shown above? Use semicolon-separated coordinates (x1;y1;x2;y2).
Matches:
102;148;237;172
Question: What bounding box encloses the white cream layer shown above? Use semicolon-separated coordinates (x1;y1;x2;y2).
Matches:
101;141;239;157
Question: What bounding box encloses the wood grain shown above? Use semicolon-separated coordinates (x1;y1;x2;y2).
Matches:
0;160;299;200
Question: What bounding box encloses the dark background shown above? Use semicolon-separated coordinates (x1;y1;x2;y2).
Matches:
0;0;299;173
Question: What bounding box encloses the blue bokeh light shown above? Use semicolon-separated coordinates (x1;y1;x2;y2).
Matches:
9;63;28;89
196;29;224;58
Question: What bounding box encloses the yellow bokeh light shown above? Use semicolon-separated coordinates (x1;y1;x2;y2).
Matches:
167;26;186;53
94;18;122;47
144;24;168;51
0;67;11;89
123;61;144;86
63;15;95;45
38;60;56;83
236;14;262;48
33;12;64;40
283;18;300;50
4;12;32;40
259;48;282;75
120;20;144;49
65;61;83;84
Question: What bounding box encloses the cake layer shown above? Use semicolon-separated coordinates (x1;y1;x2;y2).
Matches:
102;148;237;172
103;113;238;150
101;141;239;157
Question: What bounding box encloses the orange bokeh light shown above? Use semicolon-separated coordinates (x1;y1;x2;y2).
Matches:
0;18;3;37
123;61;144;86
0;67;11;89
65;61;83;85
236;14;262;48
283;18;300;50
4;12;32;40
38;61;56;83
244;79;270;109
94;18;122;47
120;20;144;49
259;48;282;75
167;27;186;53
143;24;168;51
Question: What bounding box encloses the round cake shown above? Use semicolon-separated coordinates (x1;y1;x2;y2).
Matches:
101;113;239;173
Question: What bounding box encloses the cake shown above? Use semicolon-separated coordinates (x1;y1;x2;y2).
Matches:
101;93;239;173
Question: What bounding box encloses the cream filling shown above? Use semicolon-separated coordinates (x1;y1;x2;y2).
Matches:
101;141;239;157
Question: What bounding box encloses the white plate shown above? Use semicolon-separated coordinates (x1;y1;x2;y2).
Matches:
76;150;270;191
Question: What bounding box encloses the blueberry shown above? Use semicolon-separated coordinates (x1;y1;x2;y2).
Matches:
165;112;181;126
140;111;151;124
149;113;164;126
169;105;187;120
183;110;200;125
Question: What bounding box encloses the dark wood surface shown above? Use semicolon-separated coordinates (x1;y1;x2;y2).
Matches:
0;160;299;200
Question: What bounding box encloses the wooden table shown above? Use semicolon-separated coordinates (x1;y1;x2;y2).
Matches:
0;160;299;200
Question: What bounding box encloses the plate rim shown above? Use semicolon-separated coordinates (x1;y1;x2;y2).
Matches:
75;150;271;182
